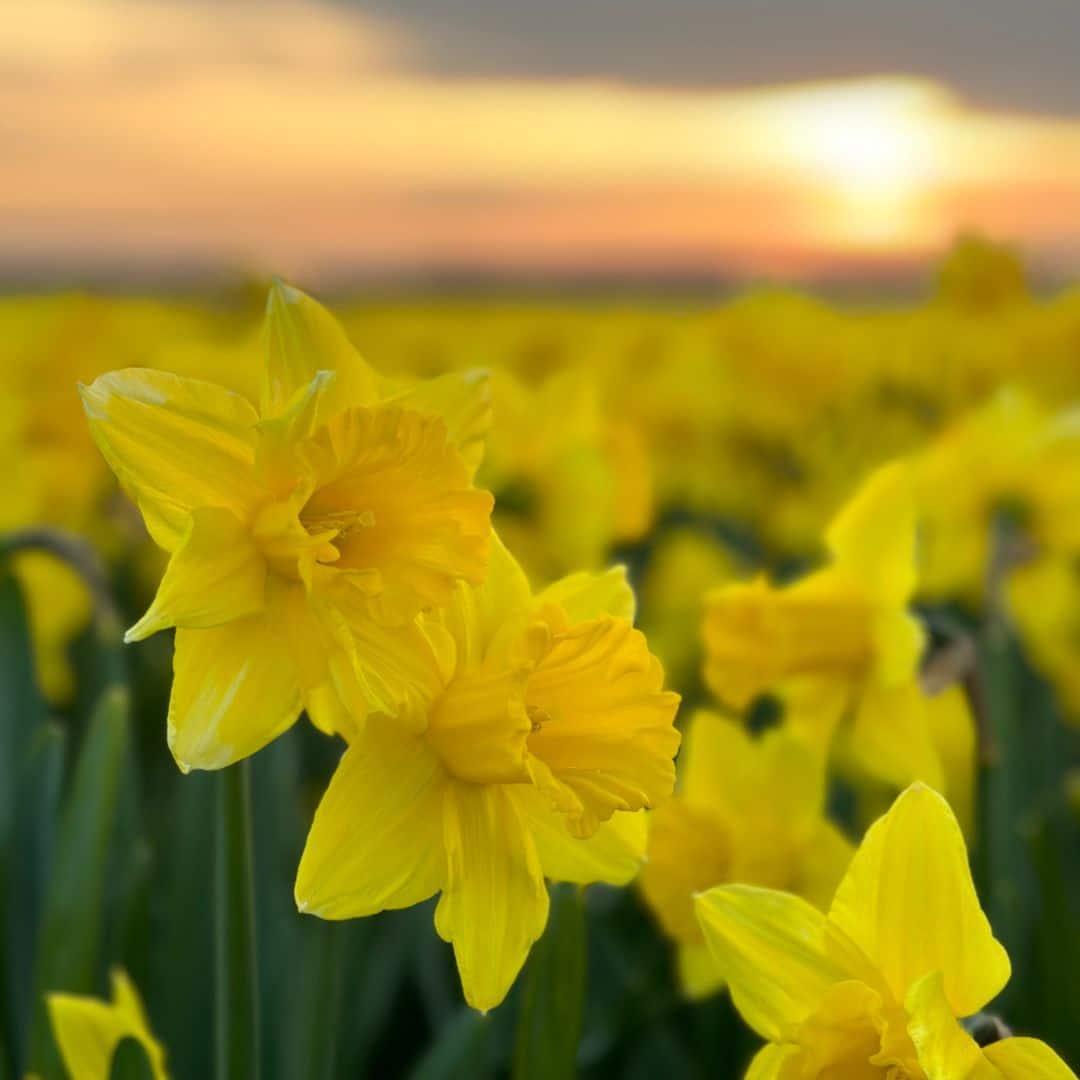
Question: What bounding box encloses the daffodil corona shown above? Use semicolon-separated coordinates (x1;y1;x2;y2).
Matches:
81;283;494;770
295;536;681;1011
702;462;950;792
695;784;1077;1079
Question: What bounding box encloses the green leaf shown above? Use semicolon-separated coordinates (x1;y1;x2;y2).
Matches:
286;921;345;1080
109;1036;156;1080
110;1032;157;1080
215;762;260;1080
28;684;131;1078
0;566;51;1078
409;1009;490;1080
513;884;586;1080
5;723;66;1073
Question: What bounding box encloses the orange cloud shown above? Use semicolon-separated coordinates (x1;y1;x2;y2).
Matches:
5;0;1080;281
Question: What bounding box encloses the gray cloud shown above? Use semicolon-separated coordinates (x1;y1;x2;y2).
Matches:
348;0;1080;115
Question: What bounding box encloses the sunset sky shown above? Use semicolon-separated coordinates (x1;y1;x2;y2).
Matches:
6;0;1080;285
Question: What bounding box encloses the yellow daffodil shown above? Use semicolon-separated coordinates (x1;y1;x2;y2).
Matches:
47;969;168;1080
702;462;945;792
637;526;742;693
81;282;493;770
295;536;680;1011
695;784;1077;1080
639;712;852;1000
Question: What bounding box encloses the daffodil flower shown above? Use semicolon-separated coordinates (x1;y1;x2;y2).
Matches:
295;536;681;1011
695;784;1077;1079
702;462;947;792
639;711;852;1000
81;283;493;771
47;969;168;1080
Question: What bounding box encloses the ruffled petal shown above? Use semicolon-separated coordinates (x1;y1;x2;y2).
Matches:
513;783;646;886
299;405;493;625
380;368;493;477
526;615;680;836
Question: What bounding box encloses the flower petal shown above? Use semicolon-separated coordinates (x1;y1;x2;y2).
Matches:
694;884;849;1041
677;942;726;1001
526;615;680;836
80;368;259;549
167;615;303;772
825;461;917;604
846;680;945;791
535;564;636;623
827;783;1011;1015
294;717;445;918
513;783;646;886
434;782;550;1012
745;1043;801;1080
125;507;266;642
983;1038;1078;1079
299;405;493;624
906;970;991;1080
261;281;378;416
47;969;168;1080
381;368;493;477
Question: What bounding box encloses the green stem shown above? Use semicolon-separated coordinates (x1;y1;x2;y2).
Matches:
215;762;260;1080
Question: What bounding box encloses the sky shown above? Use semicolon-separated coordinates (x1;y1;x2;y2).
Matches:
5;0;1080;286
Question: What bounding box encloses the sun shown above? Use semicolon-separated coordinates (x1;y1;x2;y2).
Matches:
772;79;950;248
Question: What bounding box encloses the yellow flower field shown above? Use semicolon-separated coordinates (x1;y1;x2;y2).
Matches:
1;240;1079;1078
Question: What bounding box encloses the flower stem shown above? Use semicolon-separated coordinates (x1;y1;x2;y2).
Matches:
215;761;260;1080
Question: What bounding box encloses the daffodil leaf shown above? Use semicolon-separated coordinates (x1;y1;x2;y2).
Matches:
409;1008;491;1080
214;761;260;1080
4;722;65;1075
0;566;50;1078
28;684;131;1077
109;1035;155;1080
512;883;586;1080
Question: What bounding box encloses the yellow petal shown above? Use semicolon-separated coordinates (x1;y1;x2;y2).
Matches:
48;969;168;1080
261;281;378;416
639;799;732;943
526;616;680;836
380;368;493;477
299;405;493;625
167;614;303;772
295;717;445;918
125;507;266;642
906;970;989;1079
926;686;977;839
677;942;727;1001
694;884;848;1041
825;461;917;605
983;1038;1079;1079
535;564;636;623
433;532;533;669
435;782;550;1012
827;783;1011;1015
80;369;259;549
794;821;855;912
846;680;945;791
512;784;646;886
745;1043;801;1080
